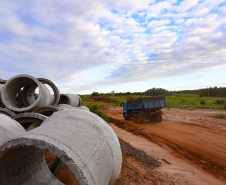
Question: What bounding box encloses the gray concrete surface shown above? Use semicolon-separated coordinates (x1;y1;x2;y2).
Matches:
33;105;59;116
1;74;51;112
57;104;74;110
0;114;25;146
0;109;122;185
0;108;16;118
79;106;90;111
0;84;5;108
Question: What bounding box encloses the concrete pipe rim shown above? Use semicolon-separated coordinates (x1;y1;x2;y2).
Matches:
37;78;60;106
1;74;44;112
0;138;88;185
33;105;59;116
0;108;16;118
12;112;47;131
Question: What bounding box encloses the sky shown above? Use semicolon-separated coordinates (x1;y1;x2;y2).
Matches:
0;0;225;94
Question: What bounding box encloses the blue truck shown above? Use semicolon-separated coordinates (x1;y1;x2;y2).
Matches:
121;95;166;123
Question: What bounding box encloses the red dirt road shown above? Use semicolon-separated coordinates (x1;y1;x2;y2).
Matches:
100;107;226;184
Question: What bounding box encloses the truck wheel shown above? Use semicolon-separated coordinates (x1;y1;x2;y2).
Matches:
156;115;160;122
138;114;143;124
156;115;162;122
133;114;138;123
159;115;162;122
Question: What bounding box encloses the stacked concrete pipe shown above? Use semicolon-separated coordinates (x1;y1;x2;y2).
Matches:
0;74;122;184
58;94;81;107
0;109;122;185
1;74;51;112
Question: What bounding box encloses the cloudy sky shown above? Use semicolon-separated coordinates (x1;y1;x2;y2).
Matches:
0;0;225;94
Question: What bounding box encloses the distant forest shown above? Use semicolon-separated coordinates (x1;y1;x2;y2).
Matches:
92;87;226;98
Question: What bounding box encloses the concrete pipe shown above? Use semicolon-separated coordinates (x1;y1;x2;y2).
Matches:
0;109;122;185
37;78;60;106
57;104;74;110
0;78;6;84
33;105;59;117
79;106;90;111
0;114;25;146
0;108;16;118
58;94;81;107
0;84;5;108
1;74;51;112
13;112;47;131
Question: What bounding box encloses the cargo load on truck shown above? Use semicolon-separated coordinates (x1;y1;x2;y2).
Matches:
122;95;166;124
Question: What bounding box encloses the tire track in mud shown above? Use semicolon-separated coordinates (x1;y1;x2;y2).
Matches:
109;116;226;182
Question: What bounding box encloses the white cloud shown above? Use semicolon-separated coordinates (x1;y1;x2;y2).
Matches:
0;0;225;93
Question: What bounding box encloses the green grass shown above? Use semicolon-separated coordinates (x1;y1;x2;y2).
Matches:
165;94;226;110
80;94;226;110
205;114;226;120
86;104;110;122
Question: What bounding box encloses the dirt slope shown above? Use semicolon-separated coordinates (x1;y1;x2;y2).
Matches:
100;107;226;183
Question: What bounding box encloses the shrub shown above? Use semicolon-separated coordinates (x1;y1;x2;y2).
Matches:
215;99;225;105
181;100;186;103
87;104;110;122
91;91;99;96
200;100;206;105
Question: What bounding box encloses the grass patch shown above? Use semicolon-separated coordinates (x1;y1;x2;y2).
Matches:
86;104;110;122
205;114;226;120
80;94;226;110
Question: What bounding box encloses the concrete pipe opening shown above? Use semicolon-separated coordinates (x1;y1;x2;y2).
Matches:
33;105;59;117
1;74;51;112
58;94;80;107
37;78;60;106
0;109;122;185
13;112;47;131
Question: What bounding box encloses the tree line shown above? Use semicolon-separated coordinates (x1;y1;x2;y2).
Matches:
91;86;226;98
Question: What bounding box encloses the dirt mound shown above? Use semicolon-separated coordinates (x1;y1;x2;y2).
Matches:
90;97;113;103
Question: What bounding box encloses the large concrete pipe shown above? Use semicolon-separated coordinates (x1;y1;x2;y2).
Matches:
37;78;60;106
58;94;81;107
33;105;59;117
0;109;122;185
1;74;51;112
0;114;25;146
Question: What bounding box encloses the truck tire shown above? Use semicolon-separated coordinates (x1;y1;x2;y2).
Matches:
156;115;162;122
159;114;162;122
133;114;138;123
138;114;143;124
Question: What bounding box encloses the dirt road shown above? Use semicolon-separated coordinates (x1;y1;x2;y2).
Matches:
100;107;226;184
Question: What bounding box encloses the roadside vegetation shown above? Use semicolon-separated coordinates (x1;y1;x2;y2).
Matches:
80;87;226;110
86;104;110;122
205;114;226;120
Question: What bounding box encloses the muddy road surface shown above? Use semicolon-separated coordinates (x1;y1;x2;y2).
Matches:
100;107;226;184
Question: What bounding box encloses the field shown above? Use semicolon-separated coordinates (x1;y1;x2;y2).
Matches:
79;94;226;184
81;94;226;110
